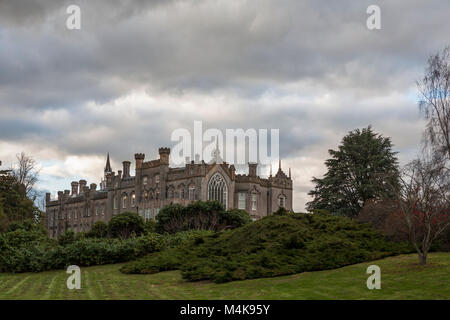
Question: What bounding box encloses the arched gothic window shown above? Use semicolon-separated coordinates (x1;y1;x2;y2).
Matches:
207;173;228;209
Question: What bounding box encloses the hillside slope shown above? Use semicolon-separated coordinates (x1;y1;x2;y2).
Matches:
121;212;412;282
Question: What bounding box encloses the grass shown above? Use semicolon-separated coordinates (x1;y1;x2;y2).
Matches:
0;253;448;300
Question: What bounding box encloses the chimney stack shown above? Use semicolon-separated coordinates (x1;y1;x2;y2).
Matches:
90;183;97;191
79;180;87;194
71;181;79;196
122;160;131;178
58;191;63;201
248;162;257;177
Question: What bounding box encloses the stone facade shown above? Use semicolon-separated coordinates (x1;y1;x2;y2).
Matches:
45;148;293;238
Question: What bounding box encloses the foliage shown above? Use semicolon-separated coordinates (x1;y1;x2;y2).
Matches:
144;219;156;234
1;253;449;300
156;201;252;233
0;231;164;273
0;171;41;231
307;126;400;218
58;229;76;246
120;212;412;282
86;221;109;238
108;211;145;239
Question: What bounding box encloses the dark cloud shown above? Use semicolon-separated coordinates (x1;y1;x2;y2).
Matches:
0;0;448;210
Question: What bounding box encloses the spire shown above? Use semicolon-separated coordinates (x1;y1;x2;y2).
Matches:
279;158;281;171
270;164;273;177
289;168;291;179
105;153;112;173
209;135;223;164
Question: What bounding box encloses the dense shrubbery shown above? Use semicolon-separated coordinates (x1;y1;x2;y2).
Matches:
155;201;251;233
0;217;214;273
120;213;413;282
0;230;165;273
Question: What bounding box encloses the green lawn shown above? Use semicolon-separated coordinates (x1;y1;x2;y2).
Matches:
0;253;448;300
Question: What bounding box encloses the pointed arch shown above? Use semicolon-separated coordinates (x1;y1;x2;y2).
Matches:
207;172;228;209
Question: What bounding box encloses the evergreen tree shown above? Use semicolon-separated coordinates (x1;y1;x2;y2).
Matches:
306;127;399;217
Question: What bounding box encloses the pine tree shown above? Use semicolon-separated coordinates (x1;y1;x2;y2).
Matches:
306;127;400;217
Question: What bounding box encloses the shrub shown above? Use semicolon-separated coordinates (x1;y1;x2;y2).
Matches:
156;201;252;233
108;212;145;239
0;232;165;273
86;221;109;238
58;230;76;246
121;212;413;282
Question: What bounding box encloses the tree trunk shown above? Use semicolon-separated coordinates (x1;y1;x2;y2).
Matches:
419;253;427;265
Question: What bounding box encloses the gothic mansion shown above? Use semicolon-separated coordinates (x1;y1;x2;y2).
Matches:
45;148;293;238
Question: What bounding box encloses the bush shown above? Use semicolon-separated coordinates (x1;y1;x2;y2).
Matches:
108;212;145;239
156;201;252;233
58;230;76;246
144;219;156;234
0;232;165;273
86;221;109;238
121;212;413;283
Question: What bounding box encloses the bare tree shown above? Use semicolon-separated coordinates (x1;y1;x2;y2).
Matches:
417;45;450;160
395;153;450;265
12;152;40;199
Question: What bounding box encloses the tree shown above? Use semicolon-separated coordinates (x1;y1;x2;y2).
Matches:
87;221;109;238
12;152;40;200
418;45;450;160
306;126;400;217
0;168;40;230
108;212;145;239
393;153;449;265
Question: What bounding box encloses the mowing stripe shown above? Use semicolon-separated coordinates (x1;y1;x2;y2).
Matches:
5;275;31;295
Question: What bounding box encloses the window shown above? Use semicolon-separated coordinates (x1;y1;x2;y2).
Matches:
155;174;160;186
144;191;148;200
156;189;160;199
143;176;148;186
279;196;285;208
180;188;185;199
131;192;136;207
238;192;246;210
145;208;151;221
154;208;160;217
123;194;127;209
95;205;99;216
101;204;105;215
207;173;227;209
252;194;257;211
188;185;195;200
114;196;118;209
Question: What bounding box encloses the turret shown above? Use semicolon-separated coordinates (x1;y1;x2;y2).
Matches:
159;147;170;165
135;153;145;169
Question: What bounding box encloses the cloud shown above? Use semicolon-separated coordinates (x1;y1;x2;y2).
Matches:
0;0;449;210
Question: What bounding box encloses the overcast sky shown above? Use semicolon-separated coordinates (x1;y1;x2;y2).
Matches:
0;0;449;211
